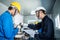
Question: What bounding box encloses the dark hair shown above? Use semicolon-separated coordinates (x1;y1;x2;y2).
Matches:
39;9;46;14
35;9;46;14
8;6;13;10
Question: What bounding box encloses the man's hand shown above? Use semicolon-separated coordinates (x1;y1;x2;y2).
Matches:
14;24;18;28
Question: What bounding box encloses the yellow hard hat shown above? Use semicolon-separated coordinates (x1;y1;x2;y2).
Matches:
10;2;21;13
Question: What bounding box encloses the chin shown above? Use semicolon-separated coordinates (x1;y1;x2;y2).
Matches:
11;14;14;16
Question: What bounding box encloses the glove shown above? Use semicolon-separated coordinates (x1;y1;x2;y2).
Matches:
33;21;39;24
14;24;18;28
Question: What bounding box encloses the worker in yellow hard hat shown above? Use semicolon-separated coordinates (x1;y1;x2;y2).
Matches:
0;2;21;40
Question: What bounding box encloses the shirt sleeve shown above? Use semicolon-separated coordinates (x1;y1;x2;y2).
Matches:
28;22;42;30
2;13;18;39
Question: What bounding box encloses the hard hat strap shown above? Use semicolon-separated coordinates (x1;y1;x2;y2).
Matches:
14;9;16;15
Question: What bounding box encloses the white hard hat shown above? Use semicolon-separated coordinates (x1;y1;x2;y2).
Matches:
35;7;46;12
31;7;46;15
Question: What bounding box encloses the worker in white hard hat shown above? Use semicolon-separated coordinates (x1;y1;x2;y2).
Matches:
28;7;54;40
0;2;21;40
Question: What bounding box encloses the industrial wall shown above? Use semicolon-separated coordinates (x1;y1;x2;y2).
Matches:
52;0;60;38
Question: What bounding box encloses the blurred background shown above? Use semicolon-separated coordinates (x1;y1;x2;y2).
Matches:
0;0;60;40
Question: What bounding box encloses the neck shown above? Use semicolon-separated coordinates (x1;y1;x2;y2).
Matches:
8;10;12;14
42;14;46;19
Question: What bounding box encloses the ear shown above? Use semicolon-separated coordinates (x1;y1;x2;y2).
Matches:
45;12;46;13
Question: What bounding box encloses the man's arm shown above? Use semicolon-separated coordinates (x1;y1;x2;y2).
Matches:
28;22;42;30
2;13;18;39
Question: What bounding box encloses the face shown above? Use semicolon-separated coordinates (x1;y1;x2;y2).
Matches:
36;11;44;19
39;11;44;19
36;11;39;18
11;9;19;16
11;9;15;16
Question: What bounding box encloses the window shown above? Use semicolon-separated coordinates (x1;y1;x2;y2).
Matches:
55;14;60;29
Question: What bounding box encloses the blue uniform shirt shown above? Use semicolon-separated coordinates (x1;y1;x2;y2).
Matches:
0;11;18;40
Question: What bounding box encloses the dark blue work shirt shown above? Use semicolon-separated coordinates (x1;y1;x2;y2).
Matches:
28;15;54;40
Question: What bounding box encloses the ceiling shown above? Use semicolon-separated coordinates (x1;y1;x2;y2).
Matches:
0;0;56;16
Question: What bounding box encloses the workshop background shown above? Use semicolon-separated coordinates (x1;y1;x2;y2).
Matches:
0;0;60;40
